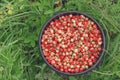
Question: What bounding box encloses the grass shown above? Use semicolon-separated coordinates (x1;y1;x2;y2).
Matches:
0;0;120;80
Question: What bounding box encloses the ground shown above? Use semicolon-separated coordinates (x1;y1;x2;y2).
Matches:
0;0;120;80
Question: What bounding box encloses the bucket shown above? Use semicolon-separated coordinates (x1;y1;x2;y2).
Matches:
39;11;105;76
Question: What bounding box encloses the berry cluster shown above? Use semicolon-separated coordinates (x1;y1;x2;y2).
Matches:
41;14;102;73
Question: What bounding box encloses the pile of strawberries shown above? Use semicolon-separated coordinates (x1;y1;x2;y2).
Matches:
41;14;103;73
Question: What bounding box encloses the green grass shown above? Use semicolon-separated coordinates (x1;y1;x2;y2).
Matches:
0;0;120;80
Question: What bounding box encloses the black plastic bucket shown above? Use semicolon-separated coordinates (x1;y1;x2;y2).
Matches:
39;11;106;76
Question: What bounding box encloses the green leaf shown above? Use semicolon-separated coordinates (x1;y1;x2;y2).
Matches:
44;9;54;14
116;72;120;78
22;37;31;43
30;41;35;47
54;7;62;12
69;76;76;80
